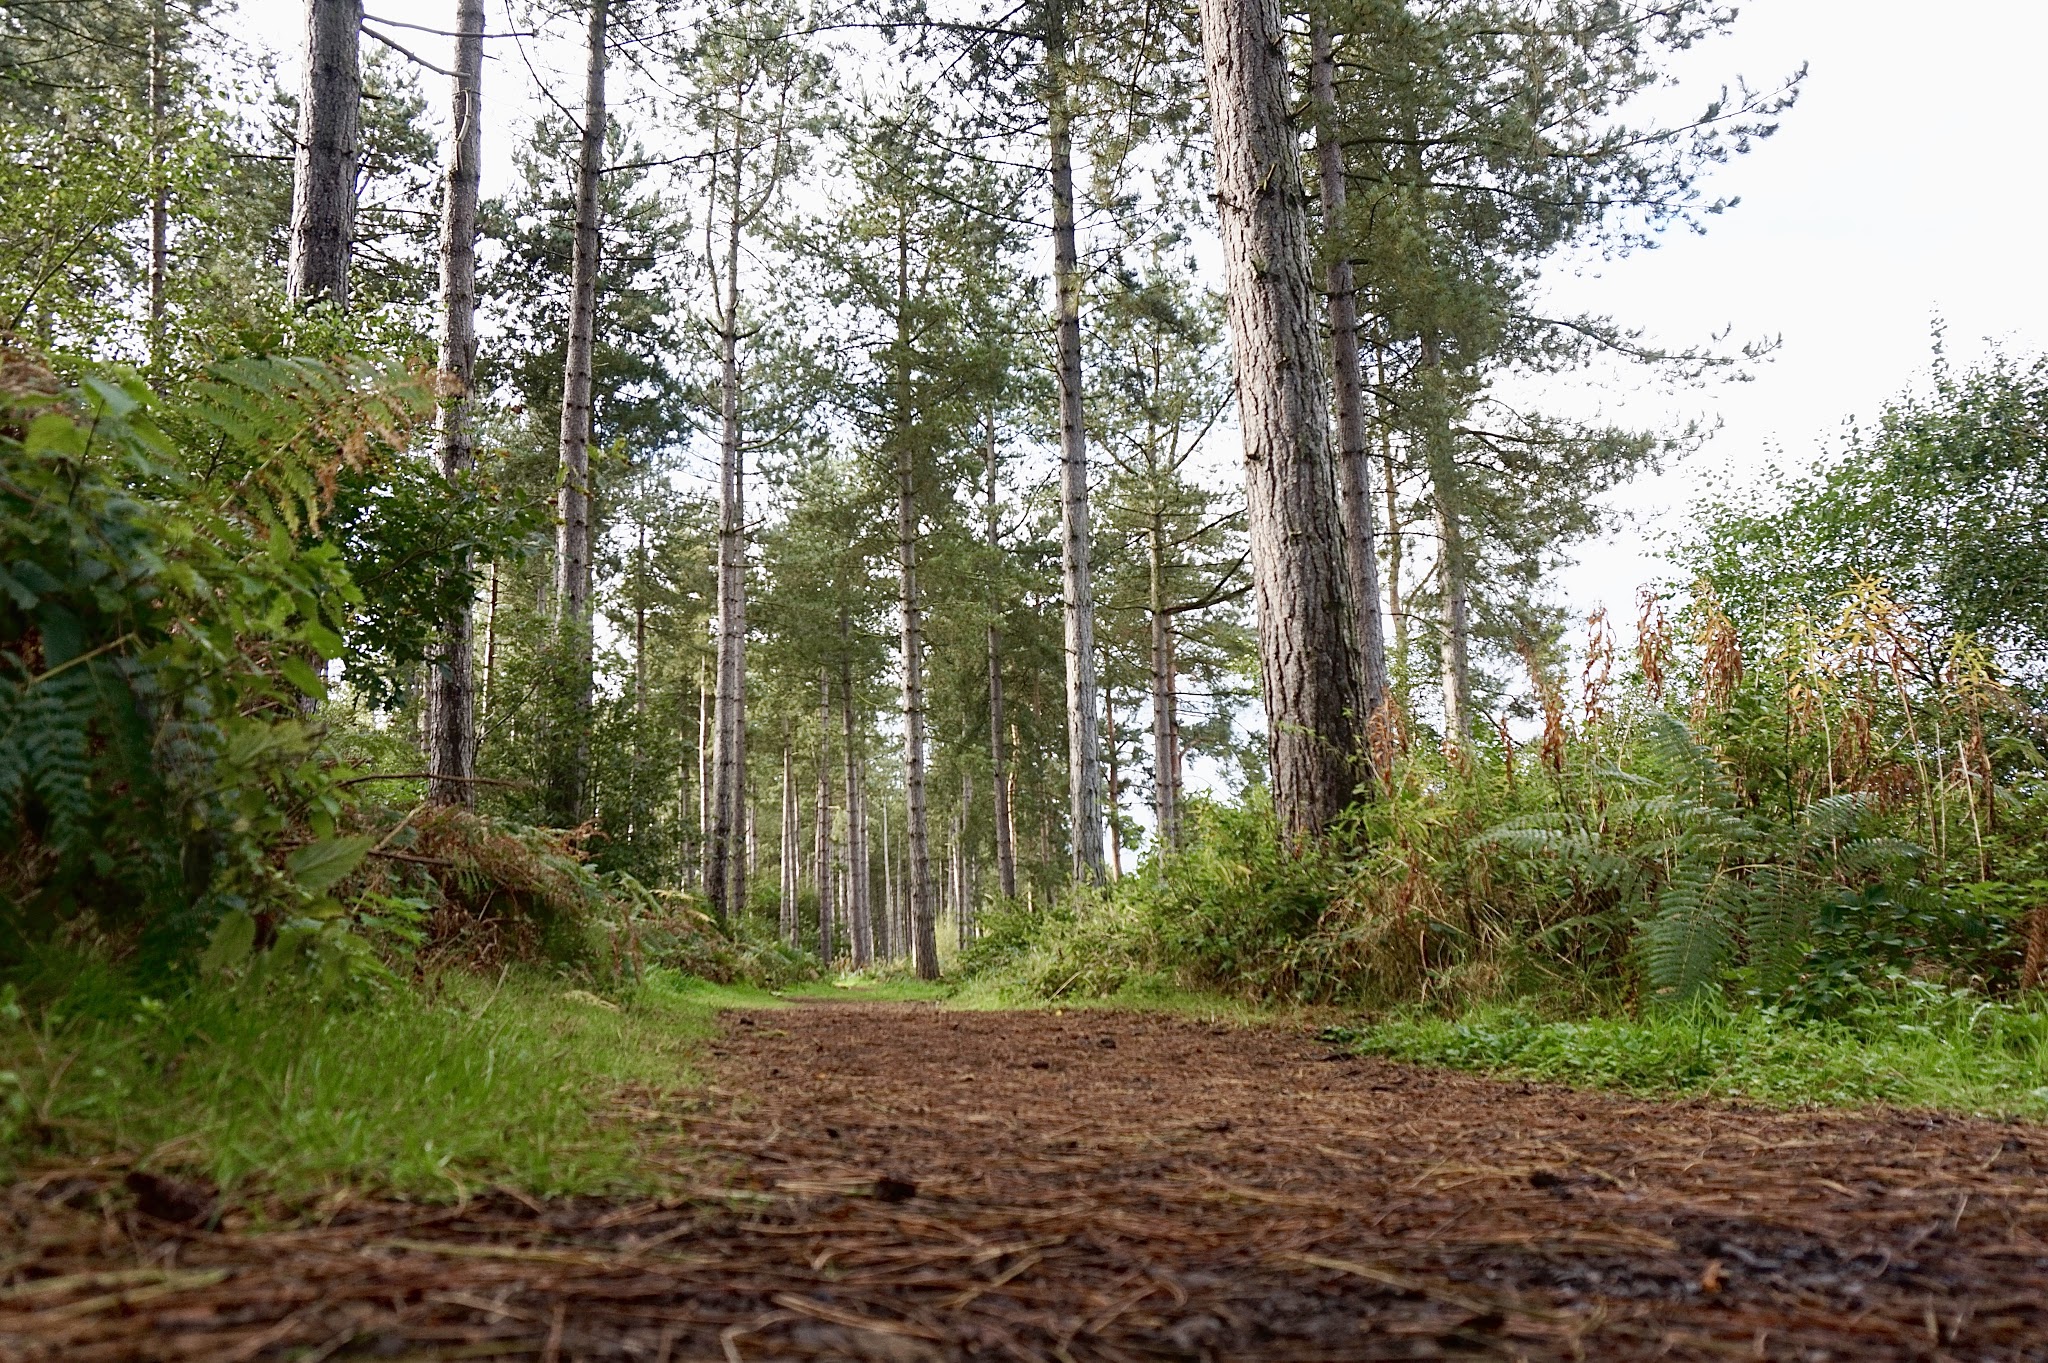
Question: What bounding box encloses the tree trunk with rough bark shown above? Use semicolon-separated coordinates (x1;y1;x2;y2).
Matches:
779;738;797;948
815;671;836;967
839;632;873;968
1418;336;1471;750
427;0;485;809
288;0;360;308
1045;0;1106;883
707;129;750;926
552;0;605;824
1310;11;1391;727
1198;0;1370;841
146;0;170;368
1148;520;1181;850
985;420;1018;899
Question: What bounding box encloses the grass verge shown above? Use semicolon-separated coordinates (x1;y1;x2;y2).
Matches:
1336;982;2048;1120
0;953;778;1198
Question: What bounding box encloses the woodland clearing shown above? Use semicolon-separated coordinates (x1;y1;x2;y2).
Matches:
2;1000;2044;1362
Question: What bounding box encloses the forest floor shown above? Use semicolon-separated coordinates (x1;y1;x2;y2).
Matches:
3;1000;2046;1362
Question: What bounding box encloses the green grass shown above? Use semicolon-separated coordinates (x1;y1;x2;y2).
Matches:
1338;981;2048;1120
0;955;780;1198
778;975;958;1003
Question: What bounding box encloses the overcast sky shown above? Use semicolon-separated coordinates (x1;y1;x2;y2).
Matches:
232;0;2048;625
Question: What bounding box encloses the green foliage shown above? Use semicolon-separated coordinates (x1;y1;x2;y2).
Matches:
1335;982;2048;1119
0;358;406;954
0;949;781;1195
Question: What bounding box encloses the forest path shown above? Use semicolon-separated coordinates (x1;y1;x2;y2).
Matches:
5;1002;2046;1361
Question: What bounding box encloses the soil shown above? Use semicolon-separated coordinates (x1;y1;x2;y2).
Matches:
3;1002;2045;1362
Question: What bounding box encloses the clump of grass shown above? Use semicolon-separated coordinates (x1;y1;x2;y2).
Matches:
1339;980;2048;1119
0;953;778;1197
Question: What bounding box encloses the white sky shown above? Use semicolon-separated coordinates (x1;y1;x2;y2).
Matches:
229;0;2048;623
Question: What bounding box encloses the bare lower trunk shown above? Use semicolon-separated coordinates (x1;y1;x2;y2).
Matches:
1148;522;1181;850
1198;0;1370;841
427;0;485;809
707;134;750;925
695;660;709;891
1418;337;1471;750
288;0;361;308
840;634;873;968
552;0;605;824
1046;0;1105;883
146;0;170;368
1310;12;1390;726
779;740;797;948
814;671;837;967
881;799;896;962
985;421;1017;899
1103;698;1122;880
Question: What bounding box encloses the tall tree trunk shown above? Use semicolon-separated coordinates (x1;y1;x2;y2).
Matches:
1377;343;1408;700
553;0;605;824
695;658;709;891
146;0;170;369
1310;10;1391;726
779;738;796;948
707;124;750;926
1103;697;1122;880
892;209;941;979
427;0;485;809
1045;0;1106;883
814;671;836;968
984;419;1018;899
1148;519;1180;850
1418;335;1471;750
839;630;873;968
880;798;896;962
1198;0;1369;841
288;0;360;308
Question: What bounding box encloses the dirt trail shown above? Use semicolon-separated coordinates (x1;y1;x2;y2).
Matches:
3;1003;2045;1361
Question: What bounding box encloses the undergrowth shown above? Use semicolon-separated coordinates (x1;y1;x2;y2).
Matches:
0;950;778;1197
1332;978;2048;1119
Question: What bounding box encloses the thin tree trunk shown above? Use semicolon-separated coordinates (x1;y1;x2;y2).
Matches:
1419;335;1471;749
985;418;1018;899
881;797;896;962
1103;697;1122;880
839;629;873;968
695;658;710;892
1198;0;1370;841
815;670;836;968
707;120;750;926
891;208;941;979
427;0;485;809
1377;343;1408;698
288;0;360;308
779;738;796;948
552;0;605;824
1045;0;1105;883
1310;10;1390;725
146;0;170;370
1148;520;1179;850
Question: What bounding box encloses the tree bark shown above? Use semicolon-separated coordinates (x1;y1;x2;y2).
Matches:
427;0;485;809
839;630;873;968
1148;520;1181;850
779;738;797;948
1310;11;1391;727
288;0;361;308
1198;0;1370;841
707;125;751;926
553;0;605;823
880;797;896;962
814;671;836;967
985;419;1018;899
1418;335;1472;750
146;0;170;369
1045;0;1106;883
